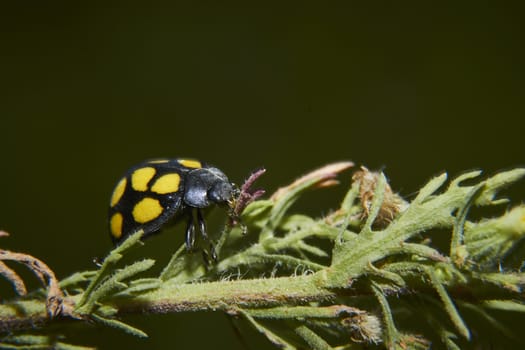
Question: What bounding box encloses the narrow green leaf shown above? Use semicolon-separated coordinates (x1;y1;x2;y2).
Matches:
117;278;161;296
474;272;525;292
450;183;485;265
426;268;470;339
91;260;154;300
371;282;399;348
465;206;525;266
0;335;50;345
59;271;97;289
240;309;297;349
413;173;448;204
245;305;362;319
387;243;447;262
0;343;49;349
261;162;353;242
336;210;353;244
55;343;96;350
159;244;187;282
367;263;406;287
460;301;515;339
476;168;525;206
0;335;96;350
242;199;274;220
78;259;155;314
260;177;331;242
448;170;482;189
91;313;148;338
295;325;333;350
53;342;96;350
96;304;118;317
297;241;329;258
340;180;360;211
483;300;525;312
76;230;144;310
441;331;461;350
280;214;316;230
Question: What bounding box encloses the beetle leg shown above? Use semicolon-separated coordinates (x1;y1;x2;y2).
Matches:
197;209;217;262
201;244;217;267
185;210;196;251
202;250;211;269
209;243;217;262
196;209;208;240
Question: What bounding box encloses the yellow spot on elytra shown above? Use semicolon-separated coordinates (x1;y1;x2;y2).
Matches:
148;159;170;164
178;159;202;168
151;173;181;194
132;197;163;223
110;212;124;239
110;177;127;207
131;167;156;191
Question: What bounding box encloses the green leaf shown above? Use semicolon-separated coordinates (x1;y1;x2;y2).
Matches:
450;183;485;266
76;230;144;311
90;313;148;338
340;179;360;211
295;325;333;350
465;206;525;266
475;168;525;206
260;177;332;242
413;173;448;204
427;268;470;340
239;309;297;349
77;259;155;314
483;300;525;312
371;282;399;348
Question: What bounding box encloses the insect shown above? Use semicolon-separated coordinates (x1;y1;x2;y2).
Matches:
108;158;238;252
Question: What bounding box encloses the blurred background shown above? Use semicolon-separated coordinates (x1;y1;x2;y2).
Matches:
2;2;524;349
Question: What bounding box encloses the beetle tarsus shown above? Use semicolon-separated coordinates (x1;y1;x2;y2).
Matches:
185;211;196;250
197;209;208;240
209;243;217;262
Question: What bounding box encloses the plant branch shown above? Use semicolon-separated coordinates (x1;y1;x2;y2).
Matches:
1;164;525;349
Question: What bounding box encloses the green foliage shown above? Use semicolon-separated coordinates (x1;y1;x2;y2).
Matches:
0;334;95;350
1;164;525;349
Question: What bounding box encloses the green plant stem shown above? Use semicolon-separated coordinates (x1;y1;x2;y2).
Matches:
113;274;333;314
0;275;332;332
0;300;49;333
2;166;524;349
1;268;519;334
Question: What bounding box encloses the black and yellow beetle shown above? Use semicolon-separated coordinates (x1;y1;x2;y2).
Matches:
108;158;239;251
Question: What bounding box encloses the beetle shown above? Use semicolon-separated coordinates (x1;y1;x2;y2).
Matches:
108;158;237;251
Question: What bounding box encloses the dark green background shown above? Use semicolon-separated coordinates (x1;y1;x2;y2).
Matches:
3;2;524;349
